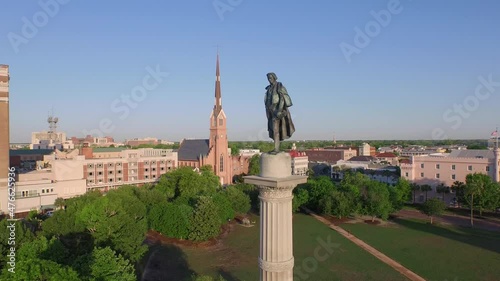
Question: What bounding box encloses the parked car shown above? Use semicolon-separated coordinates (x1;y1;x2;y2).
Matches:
46;211;54;217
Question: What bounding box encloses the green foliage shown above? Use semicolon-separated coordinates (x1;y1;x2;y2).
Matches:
213;193;235;224
85;247;136;281
421;198;446;224
148;202;193;239
0;219;35;266
156;167;220;200
389;178;412;211
234;183;259;211
1;236;80;281
188;197;222;241
248;154;260;176
224;186;251;215
77;189;148;262
306;176;336;211
360;181;392;222
292;187;309;212
54;197;65;210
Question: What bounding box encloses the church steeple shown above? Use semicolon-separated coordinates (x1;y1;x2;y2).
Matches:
214;51;222;117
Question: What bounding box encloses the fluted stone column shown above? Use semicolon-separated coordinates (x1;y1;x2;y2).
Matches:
244;153;307;281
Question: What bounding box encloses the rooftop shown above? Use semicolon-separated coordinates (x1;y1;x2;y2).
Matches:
178;139;210;161
10;149;54;156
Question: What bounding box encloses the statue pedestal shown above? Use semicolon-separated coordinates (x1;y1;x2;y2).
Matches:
244;153;308;281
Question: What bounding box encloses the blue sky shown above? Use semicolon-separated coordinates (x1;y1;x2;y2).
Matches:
1;0;500;143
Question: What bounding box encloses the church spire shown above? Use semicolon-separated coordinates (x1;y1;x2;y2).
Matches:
214;51;222;116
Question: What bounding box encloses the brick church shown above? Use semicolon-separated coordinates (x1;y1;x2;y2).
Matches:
177;54;248;185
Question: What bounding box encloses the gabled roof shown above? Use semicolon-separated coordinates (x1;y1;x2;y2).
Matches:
178;139;210;161
448;149;494;159
376;152;397;158
348;156;377;162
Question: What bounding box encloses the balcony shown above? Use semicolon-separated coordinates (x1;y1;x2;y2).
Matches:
15;191;40;199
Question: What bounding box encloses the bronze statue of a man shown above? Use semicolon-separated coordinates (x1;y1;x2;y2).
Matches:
265;72;295;154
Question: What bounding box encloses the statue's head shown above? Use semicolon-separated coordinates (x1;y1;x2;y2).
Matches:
267;72;277;84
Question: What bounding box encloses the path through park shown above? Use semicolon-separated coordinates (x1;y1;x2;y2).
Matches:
303;208;426;281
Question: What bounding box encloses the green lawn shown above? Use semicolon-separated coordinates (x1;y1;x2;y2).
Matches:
341;218;500;281
142;213;408;281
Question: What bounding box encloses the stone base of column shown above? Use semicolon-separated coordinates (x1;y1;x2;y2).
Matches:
244;152;307;281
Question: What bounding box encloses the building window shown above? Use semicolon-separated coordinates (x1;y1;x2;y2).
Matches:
421;173;424;177
161;167;164;171
452;174;456;180
98;171;103;176
50;188;53;192
160;161;165;164
468;165;472;171
108;163;113;167
116;163;122;167
145;168;149;172
88;164;93;168
152;175;156;179
436;164;440;169
89;172;93;176
420;163;424;168
145;175;149;179
219;118;223;126
117;170;122;174
452;164;456;170
144;161;149;165
486;166;490;172
117;178;122;182
97;163;103;168
220;155;224;172
109;178;113;182
109;171;113;175
42;189;45;194
151;161;156;165
436;173;440;179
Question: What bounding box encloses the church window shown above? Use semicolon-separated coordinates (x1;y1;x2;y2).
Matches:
219;118;223;126
220;154;224;172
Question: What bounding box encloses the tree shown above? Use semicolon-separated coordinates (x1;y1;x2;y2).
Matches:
421;198;446;224
451;181;466;207
78;247;136;281
148;202;193;239
420;184;432;201
248;154;260;176
188;196;222;241
54;197;65;210
212;192;235;224
361;181;392;222
156;166;220;200
224;186;251;215
0;220;35;266
233;183;259;211
435;184;450;201
306;176;336;211
320;189;353;219
390;178;412;212
292;187;309;213
411;183;420;204
464;173;490;227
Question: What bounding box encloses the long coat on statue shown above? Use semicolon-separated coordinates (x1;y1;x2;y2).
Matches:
265;82;295;141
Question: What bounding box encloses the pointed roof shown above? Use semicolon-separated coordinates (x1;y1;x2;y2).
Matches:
178;139;210;161
213;52;222;117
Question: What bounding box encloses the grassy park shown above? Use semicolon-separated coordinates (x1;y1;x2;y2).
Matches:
142;213;408;281
341;217;500;281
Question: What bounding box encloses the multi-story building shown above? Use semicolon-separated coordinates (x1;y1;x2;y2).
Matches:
401;149;500;202
0;65;10;214
239;149;261;158
81;147;177;191
125;137;159;147
289;144;308;176
304;148;357;164
358;143;376;156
